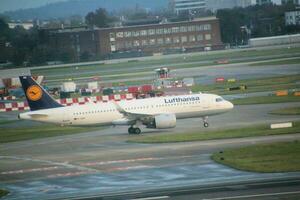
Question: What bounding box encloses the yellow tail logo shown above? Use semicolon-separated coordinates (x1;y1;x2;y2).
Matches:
26;85;42;101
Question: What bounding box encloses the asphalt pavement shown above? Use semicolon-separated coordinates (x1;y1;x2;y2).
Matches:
0;102;300;200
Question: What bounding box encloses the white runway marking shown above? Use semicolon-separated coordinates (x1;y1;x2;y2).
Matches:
0;155;98;172
131;196;170;200
202;191;300;200
80;155;194;167
1;166;60;175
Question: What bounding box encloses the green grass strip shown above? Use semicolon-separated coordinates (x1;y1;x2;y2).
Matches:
128;121;300;143
211;141;300;173
232;95;300;105
250;57;300;66
0;189;9;198
0;125;100;143
191;74;300;95
0;119;19;125
269;107;300;115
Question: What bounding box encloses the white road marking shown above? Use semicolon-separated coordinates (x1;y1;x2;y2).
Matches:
80;155;194;166
130;196;170;200
1;166;60;175
0;155;98;172
203;191;300;200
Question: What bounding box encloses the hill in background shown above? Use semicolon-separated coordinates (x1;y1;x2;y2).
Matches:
3;0;168;20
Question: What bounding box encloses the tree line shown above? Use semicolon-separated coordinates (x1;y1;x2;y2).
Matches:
216;3;299;46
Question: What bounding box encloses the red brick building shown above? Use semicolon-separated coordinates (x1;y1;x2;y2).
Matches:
47;17;223;61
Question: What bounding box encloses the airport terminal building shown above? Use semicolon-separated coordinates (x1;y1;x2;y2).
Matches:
47;17;223;60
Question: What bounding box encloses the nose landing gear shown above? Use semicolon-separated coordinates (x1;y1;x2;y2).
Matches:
203;116;209;128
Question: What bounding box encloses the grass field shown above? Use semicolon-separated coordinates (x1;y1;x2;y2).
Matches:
31;47;300;83
232;95;300;105
250;57;300;66
128;121;300;143
212;141;300;172
0;119;19;125
0;189;9;198
269;106;300;115
191;74;300;95
0;125;101;143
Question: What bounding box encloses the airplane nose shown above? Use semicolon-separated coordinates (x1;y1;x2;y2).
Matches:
227;101;234;110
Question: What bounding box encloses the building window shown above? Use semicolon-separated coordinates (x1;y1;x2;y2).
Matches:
156;29;164;35
197;34;203;41
111;45;116;52
181;36;188;43
164;28;172;34
173;36;180;43
149;39;156;45
133;31;140;37
125;41;132;48
188;25;196;32
195;25;202;31
205;34;211;40
180;26;187;32
189;35;196;42
204;24;211;31
116;42;124;49
172;27;179;33
140;30;147;36
124;31;131;37
163;28;168;34
109;32;115;38
157;38;164;45
116;32;123;38
165;37;171;44
133;40;140;47
148;29;155;35
141;40;148;46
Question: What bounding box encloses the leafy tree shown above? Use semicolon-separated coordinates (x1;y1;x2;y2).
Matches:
85;8;110;28
217;4;299;45
0;18;10;41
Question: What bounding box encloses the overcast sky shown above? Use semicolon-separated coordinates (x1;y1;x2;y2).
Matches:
0;0;282;13
0;0;69;13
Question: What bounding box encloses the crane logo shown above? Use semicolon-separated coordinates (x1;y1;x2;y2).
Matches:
26;85;42;101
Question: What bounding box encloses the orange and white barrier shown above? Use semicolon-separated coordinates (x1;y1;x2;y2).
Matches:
0;94;134;112
275;90;288;96
294;92;300;96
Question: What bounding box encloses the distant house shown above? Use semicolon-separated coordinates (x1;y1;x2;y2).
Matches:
285;10;300;25
8;21;34;30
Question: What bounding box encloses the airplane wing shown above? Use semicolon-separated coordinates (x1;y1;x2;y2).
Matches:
113;101;153;121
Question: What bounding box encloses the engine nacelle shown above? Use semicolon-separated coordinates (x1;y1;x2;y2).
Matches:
145;113;176;129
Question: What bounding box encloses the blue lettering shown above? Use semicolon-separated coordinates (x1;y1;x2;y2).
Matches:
164;96;200;104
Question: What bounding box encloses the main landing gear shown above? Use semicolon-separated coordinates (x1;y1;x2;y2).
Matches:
203;116;209;128
128;126;141;134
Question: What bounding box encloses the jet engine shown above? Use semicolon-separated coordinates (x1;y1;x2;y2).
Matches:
144;113;176;129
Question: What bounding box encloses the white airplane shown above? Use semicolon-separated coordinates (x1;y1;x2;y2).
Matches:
18;76;234;134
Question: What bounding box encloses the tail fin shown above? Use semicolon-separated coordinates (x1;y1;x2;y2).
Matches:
19;76;63;111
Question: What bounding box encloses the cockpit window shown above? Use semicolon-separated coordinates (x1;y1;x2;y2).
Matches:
216;97;224;102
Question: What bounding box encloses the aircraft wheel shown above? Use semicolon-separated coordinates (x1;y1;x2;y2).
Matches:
204;122;209;128
128;127;135;134
134;128;141;134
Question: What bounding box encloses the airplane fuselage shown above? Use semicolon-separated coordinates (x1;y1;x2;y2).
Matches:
19;93;233;127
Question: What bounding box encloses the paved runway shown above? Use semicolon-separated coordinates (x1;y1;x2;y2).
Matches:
0;102;300;199
46;60;300;88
